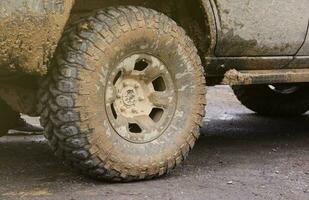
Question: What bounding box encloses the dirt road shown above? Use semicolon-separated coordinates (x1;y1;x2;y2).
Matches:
0;86;308;200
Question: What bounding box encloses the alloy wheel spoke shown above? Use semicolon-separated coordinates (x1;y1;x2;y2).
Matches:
114;115;129;131
149;91;174;108
134;115;156;131
119;55;140;76
142;63;164;82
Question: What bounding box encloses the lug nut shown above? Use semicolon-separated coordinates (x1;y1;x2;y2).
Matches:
116;94;121;99
132;108;138;114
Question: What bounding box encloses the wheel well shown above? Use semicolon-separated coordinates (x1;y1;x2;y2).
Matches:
70;0;213;66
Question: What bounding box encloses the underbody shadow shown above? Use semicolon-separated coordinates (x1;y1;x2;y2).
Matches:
0;113;308;186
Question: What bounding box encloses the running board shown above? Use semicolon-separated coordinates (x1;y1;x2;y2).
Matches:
222;69;309;85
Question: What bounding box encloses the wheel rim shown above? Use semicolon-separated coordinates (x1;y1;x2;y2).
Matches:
105;54;177;144
268;85;300;95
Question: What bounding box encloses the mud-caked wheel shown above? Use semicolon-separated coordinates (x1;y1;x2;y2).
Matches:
232;84;309;116
38;6;206;181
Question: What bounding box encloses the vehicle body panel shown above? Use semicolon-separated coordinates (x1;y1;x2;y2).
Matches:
299;39;309;56
298;23;309;56
0;0;74;76
288;22;309;70
213;0;309;56
299;38;309;56
0;0;308;115
0;0;308;80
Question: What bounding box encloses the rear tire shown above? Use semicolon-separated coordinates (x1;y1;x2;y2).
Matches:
0;98;19;136
39;6;206;181
232;84;309;116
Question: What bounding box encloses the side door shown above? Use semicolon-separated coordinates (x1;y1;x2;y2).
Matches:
297;23;309;56
214;0;309;56
288;21;309;69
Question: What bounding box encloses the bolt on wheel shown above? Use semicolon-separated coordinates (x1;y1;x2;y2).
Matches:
105;54;177;143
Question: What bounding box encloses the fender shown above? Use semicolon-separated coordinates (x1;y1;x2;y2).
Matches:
199;0;217;56
0;0;74;76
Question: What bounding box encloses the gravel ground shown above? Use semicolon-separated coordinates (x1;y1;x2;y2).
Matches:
0;86;308;200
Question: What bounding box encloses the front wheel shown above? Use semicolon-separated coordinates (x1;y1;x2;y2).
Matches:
39;6;206;181
232;84;309;116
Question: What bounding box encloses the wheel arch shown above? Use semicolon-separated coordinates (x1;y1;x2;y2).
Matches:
70;0;217;65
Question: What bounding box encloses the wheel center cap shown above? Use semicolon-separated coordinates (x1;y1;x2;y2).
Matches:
122;88;137;106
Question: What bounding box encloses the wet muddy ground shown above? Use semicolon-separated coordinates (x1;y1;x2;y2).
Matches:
0;86;308;200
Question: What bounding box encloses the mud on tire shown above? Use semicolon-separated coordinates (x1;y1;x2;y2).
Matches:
38;6;206;181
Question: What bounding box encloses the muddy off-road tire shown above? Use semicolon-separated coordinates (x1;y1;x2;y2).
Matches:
232;84;309;116
38;6;206;181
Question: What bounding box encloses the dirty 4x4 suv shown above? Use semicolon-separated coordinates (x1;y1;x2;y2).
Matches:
0;0;308;181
